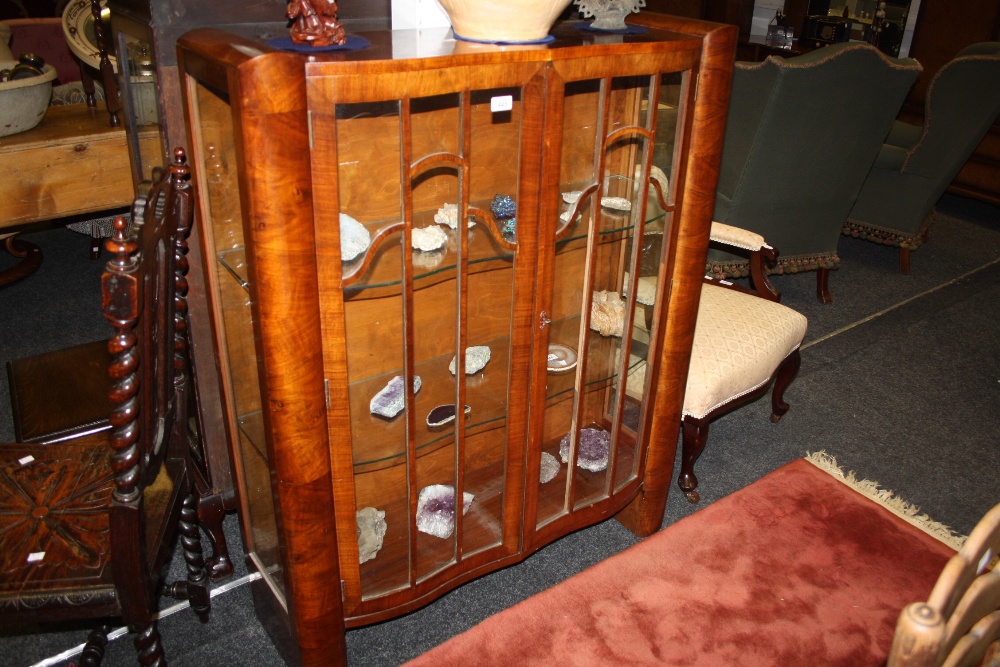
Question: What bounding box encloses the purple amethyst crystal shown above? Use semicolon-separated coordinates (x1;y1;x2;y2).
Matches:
416;484;474;539
559;428;610;472
369;375;422;419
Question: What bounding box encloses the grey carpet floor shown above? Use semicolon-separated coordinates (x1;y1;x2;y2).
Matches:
1;193;998;666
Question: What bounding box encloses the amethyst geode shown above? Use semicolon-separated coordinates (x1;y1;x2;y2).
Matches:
559;428;610;472
415;484;474;539
369;375;422;419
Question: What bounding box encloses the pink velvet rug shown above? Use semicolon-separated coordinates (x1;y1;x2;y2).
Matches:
406;455;960;666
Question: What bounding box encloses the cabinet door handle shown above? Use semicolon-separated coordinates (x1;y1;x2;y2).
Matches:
539;311;551;329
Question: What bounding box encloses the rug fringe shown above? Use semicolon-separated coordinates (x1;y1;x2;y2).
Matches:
805;451;967;551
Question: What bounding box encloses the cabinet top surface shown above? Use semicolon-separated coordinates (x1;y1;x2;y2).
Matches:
178;19;708;70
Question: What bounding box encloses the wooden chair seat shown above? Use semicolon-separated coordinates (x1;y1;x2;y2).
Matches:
6;340;111;444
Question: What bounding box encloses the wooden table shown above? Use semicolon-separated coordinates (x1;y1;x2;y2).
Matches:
0;103;158;286
0;103;161;230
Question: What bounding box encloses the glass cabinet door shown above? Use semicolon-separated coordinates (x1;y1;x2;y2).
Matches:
184;79;286;605
307;63;545;612
530;59;694;535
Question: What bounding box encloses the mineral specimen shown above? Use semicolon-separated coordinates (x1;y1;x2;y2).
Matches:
415;484;475;539
601;196;632;211
540;451;561;483
562;190;583;204
434;203;475;229
491;194;517;237
356;507;387;564
369;375;422;418
340;212;371;262
590;290;626;337
559;428;611;472
449;345;491;375
412;225;448;252
426;404;472;428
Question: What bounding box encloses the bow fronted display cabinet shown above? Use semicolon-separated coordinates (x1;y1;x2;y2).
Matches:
178;14;735;664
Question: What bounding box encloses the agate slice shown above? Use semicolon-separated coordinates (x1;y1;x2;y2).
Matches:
540;451;561;483
546;344;578;374
415;484;474;539
449;345;491;375
370;375;422;418
356;507;387;564
426;404;472;428
340;212;371;262
559;427;611;472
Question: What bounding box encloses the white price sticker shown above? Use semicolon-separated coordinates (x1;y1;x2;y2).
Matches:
491;95;513;113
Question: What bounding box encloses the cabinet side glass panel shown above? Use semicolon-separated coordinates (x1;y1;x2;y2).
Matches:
191;81;284;599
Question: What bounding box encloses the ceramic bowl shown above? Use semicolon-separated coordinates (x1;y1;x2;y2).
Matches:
437;0;573;43
0;61;57;137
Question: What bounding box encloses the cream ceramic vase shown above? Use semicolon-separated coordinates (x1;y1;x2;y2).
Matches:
437;0;573;42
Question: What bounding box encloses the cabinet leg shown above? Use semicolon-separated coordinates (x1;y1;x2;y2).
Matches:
198;492;234;580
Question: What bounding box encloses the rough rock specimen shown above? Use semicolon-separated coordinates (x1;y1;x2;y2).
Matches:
434;203;475;229
356;507;387;564
370;375;422;418
449;345;491;375
601;196;632;211
340;212;371;261
590;290;626;337
559;427;611;472
415;484;474;539
540;451;561;483
412;225;448;252
562;190;583;204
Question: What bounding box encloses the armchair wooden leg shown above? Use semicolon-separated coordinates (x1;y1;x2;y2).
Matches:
1;236;43;288
816;267;833;304
198;491;234;580
770;349;801;423
678;416;710;504
899;247;911;275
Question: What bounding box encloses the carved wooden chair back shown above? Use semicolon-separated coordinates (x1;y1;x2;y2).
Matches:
0;148;209;666
888;502;1000;667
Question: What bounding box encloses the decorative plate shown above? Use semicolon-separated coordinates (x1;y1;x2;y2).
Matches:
62;0;117;72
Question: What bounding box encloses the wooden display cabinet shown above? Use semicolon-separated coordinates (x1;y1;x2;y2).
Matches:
178;13;735;665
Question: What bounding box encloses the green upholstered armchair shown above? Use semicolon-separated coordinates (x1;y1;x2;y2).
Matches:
706;43;921;303
844;43;1000;274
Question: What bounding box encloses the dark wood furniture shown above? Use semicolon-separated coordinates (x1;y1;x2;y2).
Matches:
0;149;211;665
178;13;736;665
103;0;393;581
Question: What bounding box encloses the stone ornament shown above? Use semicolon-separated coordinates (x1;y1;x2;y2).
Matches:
370;376;422;418
540;452;561;483
573;0;646;31
435;203;475;229
356;507;387;564
449;345;491;375
559;428;611;472
415;485;475;539
412;225;448;252
590;290;626;337
340;212;371;262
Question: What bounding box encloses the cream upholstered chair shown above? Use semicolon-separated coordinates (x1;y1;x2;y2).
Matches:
629;222;808;503
887;502;1000;667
